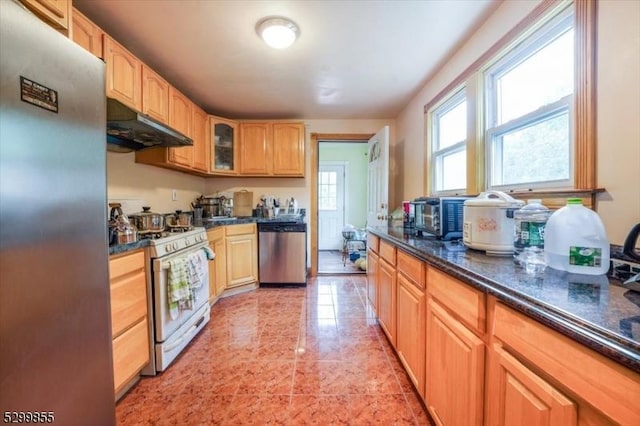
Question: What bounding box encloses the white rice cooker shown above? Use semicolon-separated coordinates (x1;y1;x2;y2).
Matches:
463;191;524;255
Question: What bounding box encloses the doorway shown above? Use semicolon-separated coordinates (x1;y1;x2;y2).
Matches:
311;134;372;275
318;162;347;251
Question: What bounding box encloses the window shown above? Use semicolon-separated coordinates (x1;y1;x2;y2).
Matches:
430;88;467;193
424;0;596;204
318;171;337;210
485;10;575;190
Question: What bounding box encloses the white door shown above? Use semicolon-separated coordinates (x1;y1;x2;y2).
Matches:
318;162;346;250
367;126;390;228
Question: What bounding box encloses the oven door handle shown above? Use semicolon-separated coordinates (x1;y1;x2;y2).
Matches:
159;248;213;270
163;316;205;352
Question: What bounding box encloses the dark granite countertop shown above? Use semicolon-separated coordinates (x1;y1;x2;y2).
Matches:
368;226;640;373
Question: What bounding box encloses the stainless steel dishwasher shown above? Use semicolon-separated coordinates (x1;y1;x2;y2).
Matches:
258;222;307;286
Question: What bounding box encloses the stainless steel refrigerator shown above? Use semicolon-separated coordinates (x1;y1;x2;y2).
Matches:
0;1;116;424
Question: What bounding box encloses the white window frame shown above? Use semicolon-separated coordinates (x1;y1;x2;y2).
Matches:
484;9;575;191
430;87;467;194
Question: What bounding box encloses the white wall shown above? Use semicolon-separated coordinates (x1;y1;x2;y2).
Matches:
394;0;640;245
595;0;640;245
107;152;206;214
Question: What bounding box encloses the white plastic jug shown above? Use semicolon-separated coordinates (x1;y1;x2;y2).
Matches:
544;198;610;275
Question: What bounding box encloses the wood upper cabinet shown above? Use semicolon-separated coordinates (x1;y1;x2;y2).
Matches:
109;249;150;397
104;35;142;111
225;224;258;289
21;0;70;34
192;104;210;173
239;122;271;175
239;121;305;176
486;342;577;426
71;7;103;58
396;251;426;397
142;64;169;124
272;122;305;176
210;116;238;175
168;87;193;167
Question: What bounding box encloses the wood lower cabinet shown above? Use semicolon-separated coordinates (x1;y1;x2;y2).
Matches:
225;223;258;289
71;7;103;57
109;249;150;397
426;298;484;426
104;35;142;111
207;227;227;303
489;300;640;426
426;267;485;426
21;0;70;34
486;342;577;426
366;248;379;314
396;251;426;397
378;257;396;347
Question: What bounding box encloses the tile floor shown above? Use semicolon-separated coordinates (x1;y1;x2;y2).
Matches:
318;250;365;275
116;275;431;425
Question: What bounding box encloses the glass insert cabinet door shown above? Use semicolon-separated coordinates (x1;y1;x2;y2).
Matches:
211;117;237;173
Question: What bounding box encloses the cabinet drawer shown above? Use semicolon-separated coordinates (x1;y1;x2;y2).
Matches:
110;269;147;338
207;226;225;241
493;302;640;425
367;233;379;253
397;250;425;289
427;268;485;334
226;223;256;236
112;318;149;394
109;250;145;280
379;240;396;265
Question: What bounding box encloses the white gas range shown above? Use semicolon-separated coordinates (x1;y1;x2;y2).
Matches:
141;227;212;375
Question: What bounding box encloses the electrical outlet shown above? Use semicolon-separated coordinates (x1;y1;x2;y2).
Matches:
172;190;178;201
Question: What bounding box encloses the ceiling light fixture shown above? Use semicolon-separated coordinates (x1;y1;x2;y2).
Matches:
256;17;299;49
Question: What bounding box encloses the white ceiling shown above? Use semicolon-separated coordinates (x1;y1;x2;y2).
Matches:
74;0;499;120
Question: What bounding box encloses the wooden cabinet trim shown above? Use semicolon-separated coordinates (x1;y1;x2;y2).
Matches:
366;249;379;315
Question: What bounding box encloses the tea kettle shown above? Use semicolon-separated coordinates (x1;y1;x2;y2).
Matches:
622;223;640;261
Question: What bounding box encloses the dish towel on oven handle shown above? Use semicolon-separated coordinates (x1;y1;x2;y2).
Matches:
184;247;215;303
167;257;194;320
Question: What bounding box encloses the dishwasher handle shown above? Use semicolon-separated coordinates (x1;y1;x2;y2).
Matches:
258;223;306;233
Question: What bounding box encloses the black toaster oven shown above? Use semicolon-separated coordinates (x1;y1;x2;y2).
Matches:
411;197;469;240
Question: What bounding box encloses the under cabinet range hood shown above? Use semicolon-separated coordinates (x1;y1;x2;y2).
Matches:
106;98;193;152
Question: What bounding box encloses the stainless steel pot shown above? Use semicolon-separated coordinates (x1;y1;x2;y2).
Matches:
200;196;225;218
129;206;165;233
166;210;192;227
